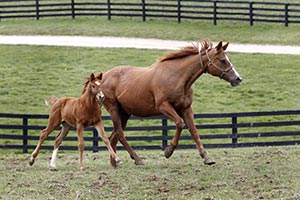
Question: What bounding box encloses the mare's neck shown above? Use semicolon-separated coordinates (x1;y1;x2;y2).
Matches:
182;53;207;90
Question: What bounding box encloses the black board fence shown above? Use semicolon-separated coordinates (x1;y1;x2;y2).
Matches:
0;0;300;26
1;110;300;154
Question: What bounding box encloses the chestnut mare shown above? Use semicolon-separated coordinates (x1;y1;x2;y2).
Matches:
100;40;242;167
29;73;120;170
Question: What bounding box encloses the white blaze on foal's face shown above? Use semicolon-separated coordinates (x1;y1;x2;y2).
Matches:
95;81;101;86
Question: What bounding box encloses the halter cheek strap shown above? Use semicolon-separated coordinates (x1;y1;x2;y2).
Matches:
198;42;233;79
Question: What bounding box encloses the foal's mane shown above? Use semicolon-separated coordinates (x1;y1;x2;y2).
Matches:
159;40;213;62
82;78;91;94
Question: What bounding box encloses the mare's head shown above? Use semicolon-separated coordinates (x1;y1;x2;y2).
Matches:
83;73;105;103
204;41;242;86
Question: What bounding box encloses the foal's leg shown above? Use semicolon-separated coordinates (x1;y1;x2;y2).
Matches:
94;121;121;164
29;113;61;166
76;124;85;170
182;106;215;165
157;101;184;158
49;122;71;169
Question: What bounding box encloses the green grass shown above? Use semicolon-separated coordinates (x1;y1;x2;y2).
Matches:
1;17;300;45
1;45;300;115
1;146;300;199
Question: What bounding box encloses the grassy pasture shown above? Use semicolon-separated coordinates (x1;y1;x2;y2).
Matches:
1;17;300;45
0;10;300;200
1;147;300;199
1;45;300;114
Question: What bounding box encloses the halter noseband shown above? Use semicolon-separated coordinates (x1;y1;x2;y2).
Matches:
198;44;233;79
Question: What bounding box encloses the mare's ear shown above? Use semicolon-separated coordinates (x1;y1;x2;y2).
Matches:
215;41;223;51
222;42;229;51
97;72;103;80
90;73;95;81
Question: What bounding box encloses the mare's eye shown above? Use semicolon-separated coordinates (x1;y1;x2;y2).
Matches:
220;59;226;64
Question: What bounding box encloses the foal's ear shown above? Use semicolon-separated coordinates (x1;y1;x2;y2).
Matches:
222;42;229;51
90;73;95;81
97;72;103;80
215;41;223;51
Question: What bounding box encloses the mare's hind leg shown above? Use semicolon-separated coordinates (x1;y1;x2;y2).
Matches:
182;106;215;165
49;122;71;169
110;109;143;167
29;113;61;166
94;121;121;164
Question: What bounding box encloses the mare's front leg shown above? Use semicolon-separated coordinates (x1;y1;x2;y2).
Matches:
182;106;215;165
94;121;121;165
110;109;143;167
157;101;184;158
76;124;85;170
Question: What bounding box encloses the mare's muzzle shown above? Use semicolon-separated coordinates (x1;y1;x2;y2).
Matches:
230;76;242;86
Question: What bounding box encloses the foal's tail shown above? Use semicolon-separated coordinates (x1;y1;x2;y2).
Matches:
44;96;60;106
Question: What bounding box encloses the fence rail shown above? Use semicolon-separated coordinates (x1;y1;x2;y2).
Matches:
1;0;300;26
1;110;300;153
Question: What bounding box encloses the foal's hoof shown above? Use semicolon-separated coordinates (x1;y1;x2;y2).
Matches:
164;145;175;159
29;158;34;166
49;166;58;171
204;158;216;165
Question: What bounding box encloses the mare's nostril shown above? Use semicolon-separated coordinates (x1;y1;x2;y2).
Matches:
236;77;242;82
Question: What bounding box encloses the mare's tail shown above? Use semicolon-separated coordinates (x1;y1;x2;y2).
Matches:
44;96;60;106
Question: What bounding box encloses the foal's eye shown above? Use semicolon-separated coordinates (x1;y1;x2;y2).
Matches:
92;85;96;88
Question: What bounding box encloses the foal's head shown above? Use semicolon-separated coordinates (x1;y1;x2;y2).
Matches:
205;42;242;86
83;73;105;103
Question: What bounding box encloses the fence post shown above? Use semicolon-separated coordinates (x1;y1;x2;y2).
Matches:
92;128;99;152
249;2;254;26
142;0;146;22
162;117;168;150
177;0;181;23
23;116;28;153
232;116;238;147
213;1;217;25
71;0;75;19
284;4;289;27
107;0;111;20
35;0;40;20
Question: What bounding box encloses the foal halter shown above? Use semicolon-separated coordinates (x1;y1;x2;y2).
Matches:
198;45;233;79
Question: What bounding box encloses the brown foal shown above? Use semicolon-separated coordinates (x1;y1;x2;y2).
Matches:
29;73;120;170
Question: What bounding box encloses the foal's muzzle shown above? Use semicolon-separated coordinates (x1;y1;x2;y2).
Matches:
96;91;105;103
230;76;242;86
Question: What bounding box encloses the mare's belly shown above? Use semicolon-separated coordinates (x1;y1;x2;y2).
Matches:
120;101;161;117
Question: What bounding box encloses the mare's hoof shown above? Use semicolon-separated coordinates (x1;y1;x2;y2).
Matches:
134;159;144;165
204;158;216;166
164;145;175;159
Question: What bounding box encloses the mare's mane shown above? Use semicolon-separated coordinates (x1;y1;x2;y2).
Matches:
159;40;213;62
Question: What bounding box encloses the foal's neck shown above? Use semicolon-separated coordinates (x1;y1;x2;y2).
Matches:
80;90;98;108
